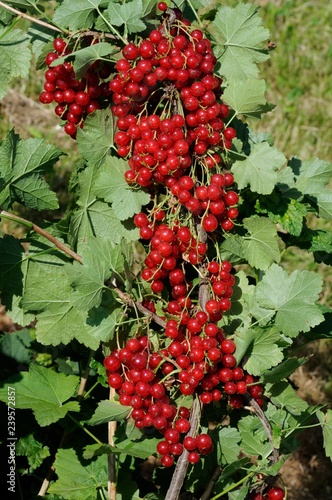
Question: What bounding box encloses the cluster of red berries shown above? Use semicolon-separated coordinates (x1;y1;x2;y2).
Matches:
103;5;263;468
39;38;112;137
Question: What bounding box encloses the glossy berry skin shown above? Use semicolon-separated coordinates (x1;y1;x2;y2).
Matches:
267;487;285;500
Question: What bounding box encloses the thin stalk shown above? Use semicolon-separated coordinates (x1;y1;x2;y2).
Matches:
210;472;255;499
0;1;65;33
68;414;103;445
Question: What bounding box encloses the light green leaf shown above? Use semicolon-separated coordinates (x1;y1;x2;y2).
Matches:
48;448;107;500
53;0;102;30
0;329;32;364
242;216;280;270
255;264;324;336
0;28;31;99
77;108;114;168
108;0;146;33
0;131;62;210
265;381;308;415
242;327;284;376
218;427;241;464
294;158;332;220
0;364;80;426
16;434;50;471
211;3;270;81
86;301;124;343
88;400;131;426
223;79;274;119
238;415;271;458
219;234;245;264
93;157;151;221
66;239;124;311
232;142;286;195
12;174;58;210
317;410;332;461
56;43;118;80
28;24;58;60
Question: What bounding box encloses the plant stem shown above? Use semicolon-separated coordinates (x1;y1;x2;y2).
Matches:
68;414;103;445
0;1;65;33
0;209;83;263
108;386;117;500
164;397;202;500
199;466;223;500
210;472;255;500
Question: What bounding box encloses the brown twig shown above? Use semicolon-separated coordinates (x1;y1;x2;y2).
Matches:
199;465;223;500
164;397;202;500
0;1;63;33
108;387;117;500
244;393;279;464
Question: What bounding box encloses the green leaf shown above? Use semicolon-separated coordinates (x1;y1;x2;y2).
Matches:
48;448;107;500
93;157;151;221
66;43;118;80
77;108;114;168
16;433;50;471
211;3;270;81
0;329;32;364
88;400;131;426
232;142;286;195
219;234;245;264
86;300;124;344
0;364;80;426
256;197;307;237
0;131;61;210
238;415;271;458
261;357;309;384
218;427;241;464
317;410;332;461
0;28;31;100
53;0;102;30
242;327;284;376
223;79;274;120
242;216;280;270
294;158;332;219
108;0;146;34
265;380;308;415
28;24;58;60
255;264;324;336
66;239;124;311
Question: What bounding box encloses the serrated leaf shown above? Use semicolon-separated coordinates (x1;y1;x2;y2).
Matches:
219;234;245;264
238;415;271;458
309;230;332;254
108;0;146;34
86;301;124;343
88;400;131;426
69;166;139;252
66;239;124;311
255;264;324;336
262;198;307;237
294;158;332;219
93;157;150;221
0;28;31;99
265;381;308;415
48;448;107;500
242;216;280;270
211;3;270;81
232;142;286;195
242;327;284;376
70;43;118;79
218;427;241;464
0;364;80;426
0;131;62;210
261;357;308;384
53;0;102;30
317;410;332;461
16;434;50;471
77;108;114;168
0;329;32;364
223;79;274;119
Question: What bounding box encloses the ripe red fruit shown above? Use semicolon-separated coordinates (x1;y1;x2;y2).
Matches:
157;1;168;11
267;487;285;500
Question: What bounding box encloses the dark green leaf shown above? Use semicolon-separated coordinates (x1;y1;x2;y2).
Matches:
77;108;114;168
16;433;50;471
88;400;131;425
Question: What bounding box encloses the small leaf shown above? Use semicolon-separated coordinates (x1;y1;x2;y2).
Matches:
261;357;309;384
0;28;31;99
0;364;80;426
242;216;280;270
255;264;324;336
108;0;146;34
242;327;284;376
93;157;150;221
72;43;119;79
48;448;107;499
88;400;131;426
218;427;241;464
265;380;308;415
317;410;332;461
223;79;274;120
232;142;286;195
77;108;114;168
16;434;50;471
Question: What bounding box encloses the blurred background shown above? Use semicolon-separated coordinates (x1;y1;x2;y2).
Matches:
0;1;331;498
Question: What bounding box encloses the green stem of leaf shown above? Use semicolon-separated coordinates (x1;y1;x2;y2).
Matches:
186;0;203;27
95;6;127;45
67;414;103;445
210;472;255;499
